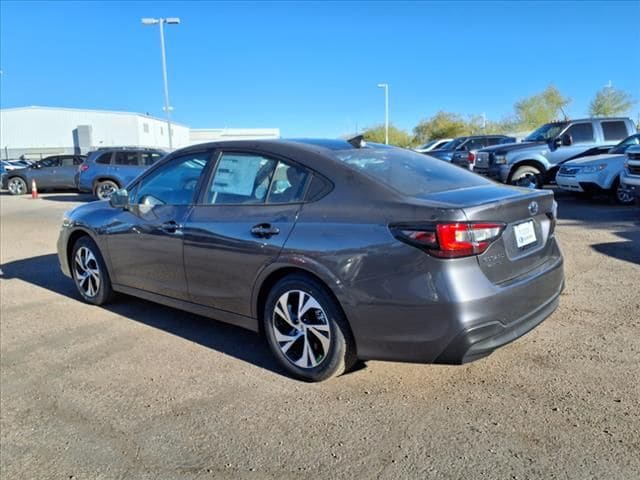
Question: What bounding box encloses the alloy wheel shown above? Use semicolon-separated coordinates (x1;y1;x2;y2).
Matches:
74;246;101;297
96;182;117;200
271;290;331;369
616;184;634;204
8;178;27;195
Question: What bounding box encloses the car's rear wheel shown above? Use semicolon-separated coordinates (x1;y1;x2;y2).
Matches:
263;274;356;382
71;236;113;305
510;165;543;189
612;177;635;205
7;177;28;195
94;180;119;200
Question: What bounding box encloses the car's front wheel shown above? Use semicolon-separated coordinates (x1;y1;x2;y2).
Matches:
612;178;635;205
94;180;119;200
263;274;356;382
7;177;28;195
71;236;114;305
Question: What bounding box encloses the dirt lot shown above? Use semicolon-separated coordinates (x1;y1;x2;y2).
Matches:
1;191;639;479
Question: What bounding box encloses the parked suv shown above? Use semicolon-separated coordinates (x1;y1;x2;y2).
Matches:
77;148;166;200
555;134;640;204
620;145;640;202
428;135;514;166
474;117;636;188
3;155;86;195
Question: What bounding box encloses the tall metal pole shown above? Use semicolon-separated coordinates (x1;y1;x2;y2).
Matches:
384;85;389;145
377;83;389;145
158;20;173;149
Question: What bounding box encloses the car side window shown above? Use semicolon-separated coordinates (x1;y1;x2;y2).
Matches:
266;161;309;204
142;152;163;166
61;156;76;167
601;121;628;142
565;123;594;144
132;152;210;206
465;139;485;151
207;153;277;205
486;137;502;146
96;152;112;165
73;156;85;165
40;157;60;168
115;152;140;166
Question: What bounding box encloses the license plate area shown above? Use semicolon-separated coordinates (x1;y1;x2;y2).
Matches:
514;220;537;249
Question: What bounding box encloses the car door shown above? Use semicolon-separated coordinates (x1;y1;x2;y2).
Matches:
112;151;144;188
546;122;598;166
183;150;310;317
105;150;212;300
30;156;61;188
55;156;79;188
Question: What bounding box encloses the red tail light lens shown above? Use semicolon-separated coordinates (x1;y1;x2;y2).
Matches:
79;164;89;172
391;222;505;258
468;152;475;163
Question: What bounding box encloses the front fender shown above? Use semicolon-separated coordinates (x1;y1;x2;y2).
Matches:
508;152;550;171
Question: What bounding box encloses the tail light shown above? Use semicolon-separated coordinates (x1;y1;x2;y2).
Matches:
390;222;505;258
468;152;475;163
79;164;89;172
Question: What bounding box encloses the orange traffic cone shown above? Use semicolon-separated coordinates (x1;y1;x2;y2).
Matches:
31;179;38;199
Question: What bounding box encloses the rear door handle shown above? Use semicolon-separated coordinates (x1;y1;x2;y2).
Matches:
160;220;183;234
250;223;280;238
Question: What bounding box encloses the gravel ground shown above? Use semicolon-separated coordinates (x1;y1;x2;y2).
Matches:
1;190;639;480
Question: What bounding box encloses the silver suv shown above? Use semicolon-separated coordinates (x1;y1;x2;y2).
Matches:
76;148;165;200
474;117;636;188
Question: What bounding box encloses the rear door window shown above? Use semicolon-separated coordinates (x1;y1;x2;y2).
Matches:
40;157;61;168
142;152;163;166
60;156;76;167
486;137;503;146
96;152;113;165
114;152;141;166
207;153;277;205
565;123;595;144
266;162;309;204
601;121;628;142
73;156;85;165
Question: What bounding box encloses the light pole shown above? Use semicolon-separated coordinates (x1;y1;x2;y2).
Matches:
377;83;389;144
142;17;180;149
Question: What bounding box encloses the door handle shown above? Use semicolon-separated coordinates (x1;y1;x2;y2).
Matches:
250;223;280;238
160;220;183;234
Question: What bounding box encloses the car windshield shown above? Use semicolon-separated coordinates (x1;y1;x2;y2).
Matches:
333;147;490;196
439;138;465;150
418;140;438;150
609;134;640;154
524;122;568;142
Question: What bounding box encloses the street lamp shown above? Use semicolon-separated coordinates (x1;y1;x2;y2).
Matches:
377;83;389;145
141;17;181;149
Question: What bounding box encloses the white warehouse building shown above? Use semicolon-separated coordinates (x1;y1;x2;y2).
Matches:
0;106;280;159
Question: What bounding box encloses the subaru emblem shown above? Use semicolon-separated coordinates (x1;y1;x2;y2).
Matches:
528;201;539;216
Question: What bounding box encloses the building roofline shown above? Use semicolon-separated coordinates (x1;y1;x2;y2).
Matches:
0;105;189;127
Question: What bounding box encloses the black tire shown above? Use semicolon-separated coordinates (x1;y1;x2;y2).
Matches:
7;177;29;195
263;274;356;382
509;165;543;189
94;180;119;200
71;236;114;305
611;177;635;205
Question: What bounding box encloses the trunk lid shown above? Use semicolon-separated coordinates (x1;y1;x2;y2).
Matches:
421;184;557;284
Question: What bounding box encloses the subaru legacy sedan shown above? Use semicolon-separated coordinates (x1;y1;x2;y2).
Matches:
57;138;564;381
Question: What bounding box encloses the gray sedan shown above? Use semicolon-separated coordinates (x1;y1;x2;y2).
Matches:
4;155;86;195
57;138;564;381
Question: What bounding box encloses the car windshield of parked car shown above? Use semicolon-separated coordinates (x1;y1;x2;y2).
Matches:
439;138;465;150
525;122;569;142
609;134;640;154
334;147;490;196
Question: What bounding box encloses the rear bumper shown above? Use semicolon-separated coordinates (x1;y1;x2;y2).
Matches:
349;238;565;364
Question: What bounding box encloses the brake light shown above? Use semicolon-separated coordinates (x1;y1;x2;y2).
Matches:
79;164;89;172
468;152;475;163
390;222;505;258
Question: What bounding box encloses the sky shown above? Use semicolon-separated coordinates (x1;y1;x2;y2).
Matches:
1;0;639;137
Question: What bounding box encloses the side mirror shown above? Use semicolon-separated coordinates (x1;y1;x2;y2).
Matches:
109;189;129;209
561;133;573;146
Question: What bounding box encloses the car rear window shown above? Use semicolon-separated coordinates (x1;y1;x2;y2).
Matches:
333;147;490;196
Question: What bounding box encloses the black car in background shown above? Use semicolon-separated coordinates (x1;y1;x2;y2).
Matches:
429;135;515;168
3;154;86;195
